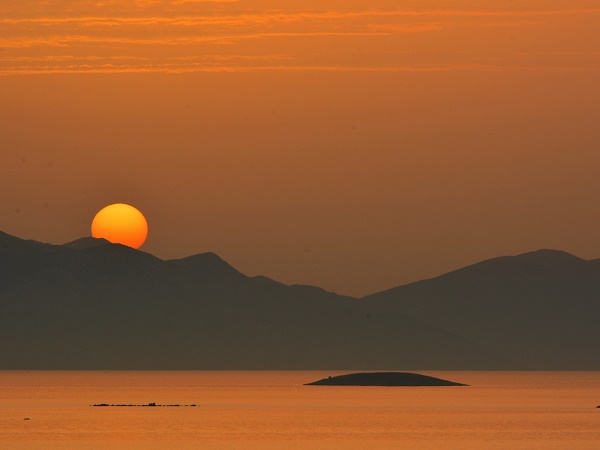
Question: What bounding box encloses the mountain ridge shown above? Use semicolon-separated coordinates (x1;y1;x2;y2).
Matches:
2;231;497;369
364;249;600;369
365;248;588;300
63;236;112;250
1;231;598;369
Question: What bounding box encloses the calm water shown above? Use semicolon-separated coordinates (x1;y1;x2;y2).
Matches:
1;371;599;449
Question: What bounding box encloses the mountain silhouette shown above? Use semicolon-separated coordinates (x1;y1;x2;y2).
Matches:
364;249;600;369
1;231;598;369
0;231;497;369
63;236;112;250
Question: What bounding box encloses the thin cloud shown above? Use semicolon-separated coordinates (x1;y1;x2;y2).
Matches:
2;5;598;76
367;24;444;33
171;0;240;3
2;8;600;26
370;20;543;32
0;54;293;70
3;62;599;77
0;31;389;49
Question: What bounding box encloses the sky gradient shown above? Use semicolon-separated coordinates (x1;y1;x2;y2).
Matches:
2;0;600;296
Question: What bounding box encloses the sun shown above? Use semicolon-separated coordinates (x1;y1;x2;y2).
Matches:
91;203;148;249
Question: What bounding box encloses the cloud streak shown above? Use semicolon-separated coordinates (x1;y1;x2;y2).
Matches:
0;31;390;49
2;8;600;26
2;3;599;75
4;62;599;77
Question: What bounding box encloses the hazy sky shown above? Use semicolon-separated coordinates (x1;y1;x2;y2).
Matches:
2;0;599;296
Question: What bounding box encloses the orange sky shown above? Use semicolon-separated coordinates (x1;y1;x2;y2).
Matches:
2;0;600;296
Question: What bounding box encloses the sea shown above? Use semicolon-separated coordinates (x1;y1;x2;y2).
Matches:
1;371;599;449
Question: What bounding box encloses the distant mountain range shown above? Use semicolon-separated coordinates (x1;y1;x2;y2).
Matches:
1;231;598;369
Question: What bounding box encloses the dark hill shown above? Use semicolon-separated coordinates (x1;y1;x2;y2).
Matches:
306;372;467;386
0;231;500;370
364;249;600;369
169;252;246;283
2;231;600;369
63;237;111;250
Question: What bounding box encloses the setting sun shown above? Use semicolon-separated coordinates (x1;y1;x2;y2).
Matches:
91;203;148;249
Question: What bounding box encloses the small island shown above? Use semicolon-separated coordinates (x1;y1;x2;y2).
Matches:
92;403;197;407
305;372;468;386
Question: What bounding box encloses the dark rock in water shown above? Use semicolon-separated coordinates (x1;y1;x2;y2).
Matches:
305;372;468;386
91;402;197;407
